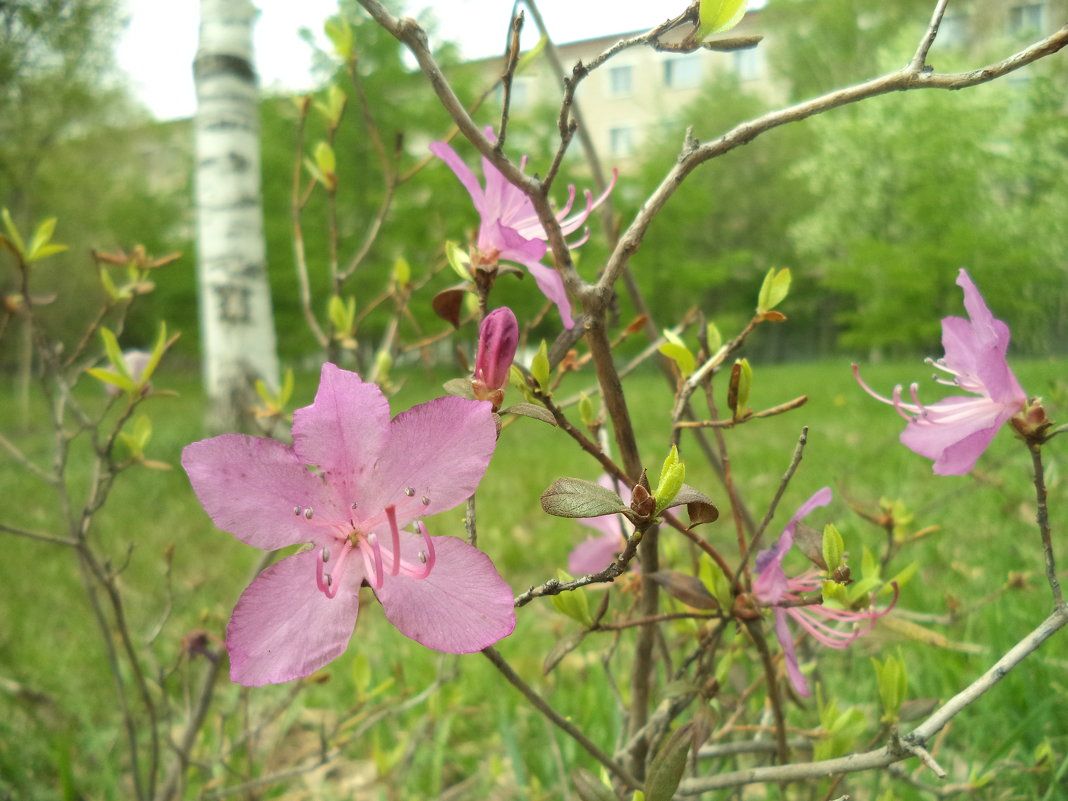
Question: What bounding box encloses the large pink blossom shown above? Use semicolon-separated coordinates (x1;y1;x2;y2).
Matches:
182;364;515;686
854;269;1027;476
568;475;633;575
754;488;893;697
430;128;616;329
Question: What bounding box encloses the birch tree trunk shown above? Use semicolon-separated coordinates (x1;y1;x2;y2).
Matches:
193;0;279;431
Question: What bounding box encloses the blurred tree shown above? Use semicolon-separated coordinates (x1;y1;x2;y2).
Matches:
193;0;280;429
0;0;187;366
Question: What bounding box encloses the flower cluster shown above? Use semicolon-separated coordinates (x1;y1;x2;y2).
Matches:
182;364;516;686
431;128;616;329
854;269;1028;475
754;488;893;697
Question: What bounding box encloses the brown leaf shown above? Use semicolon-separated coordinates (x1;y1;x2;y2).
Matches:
793;522;828;570
431;287;466;328
647;571;718;610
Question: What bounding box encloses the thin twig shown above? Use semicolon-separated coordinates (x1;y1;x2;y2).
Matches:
482;646;642;790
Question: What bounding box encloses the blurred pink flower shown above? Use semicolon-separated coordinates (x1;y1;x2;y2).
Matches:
754;488;893;697
854;269;1027;476
430;128;616;329
182;363;515;686
568;475;633;575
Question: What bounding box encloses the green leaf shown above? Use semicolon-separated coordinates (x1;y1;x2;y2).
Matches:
324;15;354;60
139;321;168;386
540;477;628;519
883;561;918;596
705;321;723;354
500;402;557;425
279;367;294;407
822;523;845;573
645;724;693;801
571;767;622;801
578;393;596;428
658;329;695;378
516;35;548;74
351;652;372;701
701;559;733;610
550;572;593;627
314;141;337;189
100;327;131;380
393;256;411;288
728;358;752;419
444;240;471;280
756;267;791;312
1;208;25;256
872;650;908;722
698;0;748;37
87;367;135;394
653;445;686;517
530;339;550;391
27;217;59;261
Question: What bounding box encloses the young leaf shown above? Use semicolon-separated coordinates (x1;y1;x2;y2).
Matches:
550;573;593;627
822;523;845;573
324;15;354;61
392;256;411;289
653;445;686;517
756;267;791;313
530;339;550;391
1;207;25;257
444;240;472;280
698;0;748;38
100;327;131;380
658;329;695;378
139;321;169;386
705;321;723;354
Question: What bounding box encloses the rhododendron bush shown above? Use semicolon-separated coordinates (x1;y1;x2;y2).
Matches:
2;2;1067;799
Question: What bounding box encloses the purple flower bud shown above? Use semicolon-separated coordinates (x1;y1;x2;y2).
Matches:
475;307;519;392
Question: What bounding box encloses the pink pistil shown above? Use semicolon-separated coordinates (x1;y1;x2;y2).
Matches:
361;533;385;590
385;505;402;576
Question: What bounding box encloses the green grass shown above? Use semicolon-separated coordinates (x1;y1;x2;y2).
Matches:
1;357;1065;800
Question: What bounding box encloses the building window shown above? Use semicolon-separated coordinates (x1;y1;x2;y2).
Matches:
663;56;701;88
1009;3;1045;36
607;65;633;97
937;14;968;48
609;126;635;158
496;77;531;110
732;48;761;81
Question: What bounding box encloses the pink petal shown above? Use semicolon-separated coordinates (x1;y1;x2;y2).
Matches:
480;217;546;265
358;396;497;526
429;141;487;215
774;609;810;696
568;532;623;575
375;534;516;652
291;364;391;503
226;549;364;686
899;395;1007;475
523;260;575;328
182;434;342;550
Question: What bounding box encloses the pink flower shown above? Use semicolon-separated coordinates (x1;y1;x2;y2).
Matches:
854;269;1028;476
754;488;892;697
181;363;516;686
430;128;616;329
473;307;519;405
568;475;633;575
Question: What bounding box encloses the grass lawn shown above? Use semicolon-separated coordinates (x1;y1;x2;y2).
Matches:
0;357;1065;800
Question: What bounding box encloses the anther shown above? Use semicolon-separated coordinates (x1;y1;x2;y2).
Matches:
326;573;333;587
421;496;430;506
322;547;330;563
293;506;301;516
404;487;415;497
418;551;428;564
304;507;314;520
351;502;358;510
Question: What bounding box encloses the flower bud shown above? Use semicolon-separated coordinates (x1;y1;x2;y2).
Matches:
474;307;519;393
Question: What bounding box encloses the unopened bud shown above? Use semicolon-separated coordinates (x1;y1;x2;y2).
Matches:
474;307;519;394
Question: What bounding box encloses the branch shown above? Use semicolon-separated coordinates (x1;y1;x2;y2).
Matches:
595;24;1068;294
677;604;1068;793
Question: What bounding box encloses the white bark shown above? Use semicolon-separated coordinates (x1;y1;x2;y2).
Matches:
193;0;279;430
